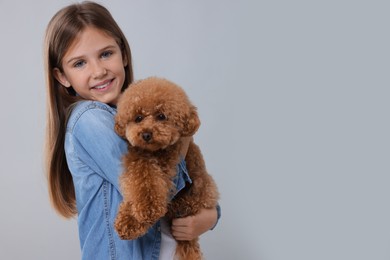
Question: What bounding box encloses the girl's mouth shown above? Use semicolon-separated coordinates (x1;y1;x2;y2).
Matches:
92;79;114;91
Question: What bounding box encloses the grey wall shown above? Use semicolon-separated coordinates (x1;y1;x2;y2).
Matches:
0;0;389;259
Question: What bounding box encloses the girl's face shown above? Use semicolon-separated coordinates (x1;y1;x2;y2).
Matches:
54;26;127;105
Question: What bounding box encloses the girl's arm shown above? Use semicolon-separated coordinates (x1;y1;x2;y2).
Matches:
174;136;221;241
68;102;128;192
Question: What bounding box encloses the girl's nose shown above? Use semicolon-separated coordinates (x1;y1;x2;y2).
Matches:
91;62;107;79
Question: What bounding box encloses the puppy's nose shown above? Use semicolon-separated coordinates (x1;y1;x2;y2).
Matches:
142;132;152;142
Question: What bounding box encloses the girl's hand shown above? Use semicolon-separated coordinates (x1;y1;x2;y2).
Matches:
171;207;218;241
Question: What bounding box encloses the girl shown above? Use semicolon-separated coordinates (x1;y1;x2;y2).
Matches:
44;1;220;259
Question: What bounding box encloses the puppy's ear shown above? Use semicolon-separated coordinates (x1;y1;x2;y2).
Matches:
182;106;200;136
114;116;126;137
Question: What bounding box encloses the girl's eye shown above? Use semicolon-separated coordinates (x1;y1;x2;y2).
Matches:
135;115;143;123
101;51;113;59
74;60;86;68
156;113;167;121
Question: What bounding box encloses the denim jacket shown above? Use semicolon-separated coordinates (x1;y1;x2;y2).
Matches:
64;101;200;260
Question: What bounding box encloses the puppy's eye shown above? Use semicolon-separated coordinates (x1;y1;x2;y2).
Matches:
135;115;144;123
156;113;167;121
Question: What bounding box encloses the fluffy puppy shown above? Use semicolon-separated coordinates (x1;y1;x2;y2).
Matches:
114;77;219;260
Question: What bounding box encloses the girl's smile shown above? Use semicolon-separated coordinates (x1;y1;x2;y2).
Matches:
54;26;127;105
92;79;114;91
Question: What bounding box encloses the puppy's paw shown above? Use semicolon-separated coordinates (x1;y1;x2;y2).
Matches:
114;202;153;240
114;213;151;240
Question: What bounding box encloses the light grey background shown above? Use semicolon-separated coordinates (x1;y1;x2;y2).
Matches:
0;0;389;259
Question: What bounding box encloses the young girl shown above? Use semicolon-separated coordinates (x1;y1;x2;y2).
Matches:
44;2;220;259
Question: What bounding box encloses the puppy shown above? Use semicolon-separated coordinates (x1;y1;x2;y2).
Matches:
114;77;219;260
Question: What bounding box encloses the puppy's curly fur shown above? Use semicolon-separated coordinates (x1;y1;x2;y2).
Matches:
114;77;219;260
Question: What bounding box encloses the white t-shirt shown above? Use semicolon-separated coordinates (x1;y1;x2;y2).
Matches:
159;218;177;260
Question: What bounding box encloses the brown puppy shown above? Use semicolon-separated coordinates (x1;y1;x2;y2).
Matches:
114;77;219;260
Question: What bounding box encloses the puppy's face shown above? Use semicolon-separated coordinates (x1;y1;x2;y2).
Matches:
115;77;200;152
121;103;180;151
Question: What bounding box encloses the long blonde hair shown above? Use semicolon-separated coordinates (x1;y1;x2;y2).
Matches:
44;1;133;218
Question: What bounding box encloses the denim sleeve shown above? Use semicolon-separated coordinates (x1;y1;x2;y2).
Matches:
211;203;221;230
69;105;127;192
